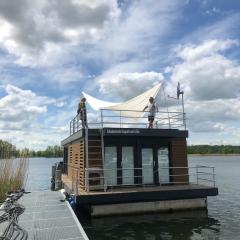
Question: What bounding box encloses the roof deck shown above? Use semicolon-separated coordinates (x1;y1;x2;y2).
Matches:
62;109;187;145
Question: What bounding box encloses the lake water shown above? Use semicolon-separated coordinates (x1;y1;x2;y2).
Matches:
25;156;240;240
25;157;61;191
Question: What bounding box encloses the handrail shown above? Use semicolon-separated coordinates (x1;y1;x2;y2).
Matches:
62;165;216;192
70;109;186;135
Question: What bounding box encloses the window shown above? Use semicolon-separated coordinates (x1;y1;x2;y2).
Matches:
158;148;170;184
104;147;117;186
141;148;154;184
122;147;134;185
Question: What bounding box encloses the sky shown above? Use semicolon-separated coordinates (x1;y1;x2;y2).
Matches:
0;0;240;150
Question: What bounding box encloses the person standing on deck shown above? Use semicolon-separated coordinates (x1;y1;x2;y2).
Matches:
77;98;87;128
143;97;158;128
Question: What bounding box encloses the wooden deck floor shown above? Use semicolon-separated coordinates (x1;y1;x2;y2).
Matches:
62;174;214;196
18;190;89;240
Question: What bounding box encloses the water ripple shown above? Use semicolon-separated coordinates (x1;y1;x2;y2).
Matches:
81;156;240;240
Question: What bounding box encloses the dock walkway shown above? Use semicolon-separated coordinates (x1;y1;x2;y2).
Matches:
18;190;89;240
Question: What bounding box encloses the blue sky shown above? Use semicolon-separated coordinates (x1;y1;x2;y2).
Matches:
0;0;240;149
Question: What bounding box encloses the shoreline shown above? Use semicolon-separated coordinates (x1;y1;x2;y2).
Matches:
188;153;240;156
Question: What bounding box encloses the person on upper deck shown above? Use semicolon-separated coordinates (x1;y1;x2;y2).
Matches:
77;97;87;128
143;97;158;128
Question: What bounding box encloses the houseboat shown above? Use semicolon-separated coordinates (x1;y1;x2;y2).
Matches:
61;83;218;216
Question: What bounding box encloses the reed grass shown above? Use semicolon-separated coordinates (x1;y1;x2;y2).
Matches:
0;153;29;202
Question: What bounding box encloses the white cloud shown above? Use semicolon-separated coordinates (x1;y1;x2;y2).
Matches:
93;0;183;65
175;39;238;62
86;0;184;98
0;84;61;126
205;7;223;16
44;66;84;86
1;0;240;147
185;99;240;131
0;127;69;150
0;84;73;149
164;39;240;138
169;39;240;100
182;13;240;43
0;0;120;66
0;0;183;88
98;72;164;100
0;85;47;123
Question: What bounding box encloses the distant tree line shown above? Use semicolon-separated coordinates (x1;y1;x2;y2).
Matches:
0;140;19;159
0;139;63;159
2;139;240;158
188;145;240;154
28;146;63;158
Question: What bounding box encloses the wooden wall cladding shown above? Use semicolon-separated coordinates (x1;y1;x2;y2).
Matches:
68;141;85;190
171;140;189;185
67;138;103;190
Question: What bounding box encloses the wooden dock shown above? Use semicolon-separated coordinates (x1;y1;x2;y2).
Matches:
18;191;89;240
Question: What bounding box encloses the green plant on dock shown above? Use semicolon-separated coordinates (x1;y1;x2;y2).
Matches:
0;152;29;202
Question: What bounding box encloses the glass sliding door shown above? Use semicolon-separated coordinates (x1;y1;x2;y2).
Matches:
141;148;154;184
158;148;170;184
104;147;117;186
122;147;134;185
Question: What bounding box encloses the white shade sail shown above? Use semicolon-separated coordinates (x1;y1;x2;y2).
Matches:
82;92;120;111
108;83;162;118
82;82;162;119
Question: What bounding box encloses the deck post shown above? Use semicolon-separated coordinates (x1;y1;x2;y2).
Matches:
73;118;75;134
168;114;171;129
76;169;79;196
100;110;105;192
213;167;215;187
85;168;89;192
181;93;186;130
196;166;199;184
77;115;79;132
85;126;89;192
120;110;122;128
183;113;186;130
100;109;103;129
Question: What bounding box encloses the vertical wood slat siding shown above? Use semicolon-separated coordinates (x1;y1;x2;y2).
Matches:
67;138;103;190
171;140;189;185
67;141;85;190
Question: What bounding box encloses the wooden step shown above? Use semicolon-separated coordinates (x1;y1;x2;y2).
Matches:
88;145;101;149
88;152;101;155
88;158;102;161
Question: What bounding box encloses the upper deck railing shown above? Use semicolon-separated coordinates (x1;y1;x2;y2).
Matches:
70;109;186;135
